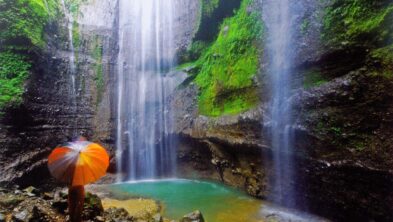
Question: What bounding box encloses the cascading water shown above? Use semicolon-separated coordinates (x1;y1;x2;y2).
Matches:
116;0;178;181
263;0;297;207
60;0;78;137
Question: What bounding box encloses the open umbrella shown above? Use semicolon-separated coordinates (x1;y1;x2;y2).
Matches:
48;140;109;186
48;139;109;222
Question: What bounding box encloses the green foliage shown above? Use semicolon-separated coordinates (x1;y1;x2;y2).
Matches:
179;41;210;64
72;20;80;50
200;0;220;17
194;0;241;42
323;0;393;45
0;52;31;109
63;0;88;17
370;44;393;78
0;0;60;110
303;70;328;89
0;0;59;48
300;18;310;35
192;0;263;116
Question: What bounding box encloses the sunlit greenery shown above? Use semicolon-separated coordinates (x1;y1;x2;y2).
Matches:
0;0;60;110
370;45;393;78
190;0;263;116
323;0;393;79
200;0;220;17
323;0;393;45
0;52;31;109
0;0;59;48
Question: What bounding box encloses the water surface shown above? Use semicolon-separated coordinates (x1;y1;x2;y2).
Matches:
108;179;262;222
106;179;328;222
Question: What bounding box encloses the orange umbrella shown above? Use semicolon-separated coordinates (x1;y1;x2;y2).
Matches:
48;140;109;186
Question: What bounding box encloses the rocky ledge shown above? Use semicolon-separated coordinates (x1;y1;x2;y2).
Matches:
170;67;393;221
0;186;206;222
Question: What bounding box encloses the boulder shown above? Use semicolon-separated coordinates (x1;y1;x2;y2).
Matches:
104;207;134;222
83;192;104;219
12;210;30;222
23;186;39;196
152;213;163;222
180;210;205;222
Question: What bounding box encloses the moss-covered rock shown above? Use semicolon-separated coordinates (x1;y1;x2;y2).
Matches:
0;52;31;110
181;0;263;117
323;0;393;47
0;0;60;111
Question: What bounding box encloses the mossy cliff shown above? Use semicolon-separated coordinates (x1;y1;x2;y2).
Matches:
172;0;393;220
0;0;118;187
179;0;263;117
299;0;393;164
0;0;59;111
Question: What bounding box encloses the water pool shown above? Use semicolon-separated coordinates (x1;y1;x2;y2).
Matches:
104;179;328;222
107;179;262;222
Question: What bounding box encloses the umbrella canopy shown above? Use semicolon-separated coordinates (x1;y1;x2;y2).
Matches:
48;141;109;186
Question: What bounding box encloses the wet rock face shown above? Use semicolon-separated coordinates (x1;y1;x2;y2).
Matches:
170;1;393;219
0;0;118;187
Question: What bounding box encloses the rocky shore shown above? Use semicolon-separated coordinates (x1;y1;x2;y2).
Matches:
0;186;205;222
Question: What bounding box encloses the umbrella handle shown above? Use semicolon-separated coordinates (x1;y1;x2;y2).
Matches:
68;186;85;222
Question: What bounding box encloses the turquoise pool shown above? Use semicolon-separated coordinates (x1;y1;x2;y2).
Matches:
107;179;263;222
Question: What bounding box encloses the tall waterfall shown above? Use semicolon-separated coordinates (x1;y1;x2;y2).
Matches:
263;0;297;207
116;0;178;180
60;0;78;138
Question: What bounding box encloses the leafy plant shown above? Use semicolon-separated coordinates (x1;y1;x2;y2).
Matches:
0;52;31;109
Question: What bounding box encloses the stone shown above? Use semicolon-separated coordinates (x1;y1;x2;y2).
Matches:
95;216;105;222
180;210;205;222
153;213;163;222
83;192;104;220
104;207;134;221
0;194;25;208
13;210;30;222
23;186;38;195
52;199;68;213
42;192;54;200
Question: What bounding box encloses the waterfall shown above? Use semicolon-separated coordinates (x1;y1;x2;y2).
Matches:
116;0;178;181
60;0;78;138
263;0;297;207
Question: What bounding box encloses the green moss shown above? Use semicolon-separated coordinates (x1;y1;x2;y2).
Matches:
200;0;220;17
0;52;31;110
72;20;80;50
300;18;310;35
303;70;328;89
192;0;263;116
370;44;393;78
194;0;242;42
323;0;393;45
63;0;88;17
0;0;59;48
0;0;60;110
179;41;210;64
92;36;104;104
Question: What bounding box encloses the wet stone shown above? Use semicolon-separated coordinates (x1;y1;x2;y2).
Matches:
42;192;54;200
23;186;39;195
153;213;163;222
13;210;30;222
180;210;205;222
